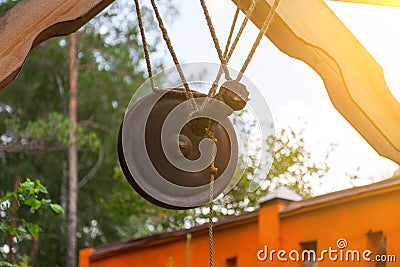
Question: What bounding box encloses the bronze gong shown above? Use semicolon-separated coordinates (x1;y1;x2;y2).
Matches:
118;89;238;209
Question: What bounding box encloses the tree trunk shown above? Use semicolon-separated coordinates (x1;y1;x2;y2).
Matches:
66;32;79;267
7;172;21;263
30;235;40;259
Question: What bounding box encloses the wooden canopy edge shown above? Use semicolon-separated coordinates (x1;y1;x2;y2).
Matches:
233;0;400;164
0;0;115;90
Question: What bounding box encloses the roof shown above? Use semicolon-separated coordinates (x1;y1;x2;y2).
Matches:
280;175;400;217
258;186;302;205
88;175;400;261
90;210;258;261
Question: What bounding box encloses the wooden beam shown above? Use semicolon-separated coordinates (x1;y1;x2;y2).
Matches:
232;0;400;165
0;0;115;90
330;0;400;8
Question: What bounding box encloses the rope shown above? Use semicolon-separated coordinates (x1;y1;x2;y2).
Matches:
223;4;240;59
201;0;258;109
237;0;280;81
207;128;217;267
202;0;258;108
149;0;198;111
202;1;242;107
226;0;259;61
133;0;155;91
209;178;214;267
199;0;231;81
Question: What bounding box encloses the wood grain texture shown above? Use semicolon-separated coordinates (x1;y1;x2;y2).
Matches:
0;0;114;90
233;0;400;164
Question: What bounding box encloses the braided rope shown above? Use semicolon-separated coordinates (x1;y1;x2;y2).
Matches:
133;0;155;90
199;0;231;81
207;129;217;267
202;0;258;108
202;0;242;107
226;0;259;61
237;0;280;81
208;177;214;267
149;0;198;110
223;4;240;59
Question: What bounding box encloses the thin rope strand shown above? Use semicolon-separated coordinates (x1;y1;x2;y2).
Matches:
150;0;198;110
204;0;257;102
223;5;240;59
199;0;231;80
208;178;214;267
237;0;280;81
226;0;259;61
207;129;217;267
133;0;155;90
204;5;240;100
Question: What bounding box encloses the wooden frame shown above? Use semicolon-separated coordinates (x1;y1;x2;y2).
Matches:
0;0;399;165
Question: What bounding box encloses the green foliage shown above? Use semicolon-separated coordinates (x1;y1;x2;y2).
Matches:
0;179;64;264
0;261;12;267
12;255;32;267
100;169;195;239
1;0;176;265
2;111;100;152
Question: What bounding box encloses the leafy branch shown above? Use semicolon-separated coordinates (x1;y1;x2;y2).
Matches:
0;112;100;154
0;179;64;265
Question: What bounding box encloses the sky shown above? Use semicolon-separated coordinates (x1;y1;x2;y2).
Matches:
158;0;400;194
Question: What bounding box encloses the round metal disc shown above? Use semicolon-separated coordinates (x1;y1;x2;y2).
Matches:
118;90;238;209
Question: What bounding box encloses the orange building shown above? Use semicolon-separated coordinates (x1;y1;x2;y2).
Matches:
80;175;400;267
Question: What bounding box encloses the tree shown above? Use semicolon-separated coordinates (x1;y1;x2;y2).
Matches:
66;32;79;267
0;0;176;265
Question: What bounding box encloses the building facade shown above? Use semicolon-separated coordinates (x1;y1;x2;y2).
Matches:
80;175;400;267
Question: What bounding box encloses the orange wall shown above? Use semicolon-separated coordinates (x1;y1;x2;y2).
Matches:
87;220;258;267
80;185;400;267
277;190;400;267
257;202;286;267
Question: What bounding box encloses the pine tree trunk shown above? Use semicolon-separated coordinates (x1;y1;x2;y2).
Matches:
7;172;21;263
66;32;78;267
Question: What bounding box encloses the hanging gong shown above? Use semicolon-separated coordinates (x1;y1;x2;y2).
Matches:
118;89;238;209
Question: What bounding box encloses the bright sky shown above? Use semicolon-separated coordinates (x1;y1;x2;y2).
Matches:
158;0;400;194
